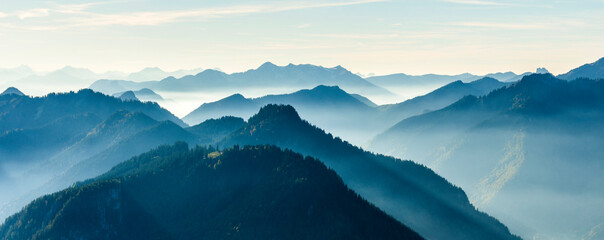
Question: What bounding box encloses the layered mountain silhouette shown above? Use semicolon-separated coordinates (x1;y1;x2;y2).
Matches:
366;69;543;101
183;85;379;145
558;57;604;80
218;104;519;240
90;62;396;102
0;66;203;96
0;90;191;220
0;89;185;133
377;77;509;126
0;108;243;222
0;143;422;240
369;74;604;239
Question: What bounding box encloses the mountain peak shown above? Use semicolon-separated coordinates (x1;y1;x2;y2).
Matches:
225;93;246;100
536;67;550;74
248;104;301;125
258;61;278;70
118;91;139;101
473;77;500;84
311;85;343;92
1;87;25;96
514;73;561;90
141;67;163;72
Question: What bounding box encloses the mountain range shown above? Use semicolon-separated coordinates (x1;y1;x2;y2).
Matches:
183;85;379;145
183;77;510;145
0;101;245;222
217;104;520;240
0;66;203;96
375;77;511;128
2;57;604;240
0;90;192;220
89;62;397;104
0;98;521;240
368;73;604;239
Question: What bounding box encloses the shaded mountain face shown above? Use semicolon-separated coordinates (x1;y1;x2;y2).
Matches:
0;87;25;96
218;104;520;240
369;74;604;239
0;92;192;222
0;108;203;222
0;106;227;222
377;77;509;127
0;143;423;240
186;116;246;142
558;57;604;80
183;85;379;145
90;62;396;104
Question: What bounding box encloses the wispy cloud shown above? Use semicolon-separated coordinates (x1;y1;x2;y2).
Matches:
453;22;547;30
442;0;510;6
303;33;400;39
0;0;387;30
297;23;312;29
16;9;50;19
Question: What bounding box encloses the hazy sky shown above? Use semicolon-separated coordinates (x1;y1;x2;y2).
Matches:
1;0;603;75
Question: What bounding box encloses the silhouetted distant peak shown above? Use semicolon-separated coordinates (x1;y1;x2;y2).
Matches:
1;87;25;96
249;104;302;124
472;77;500;84
118;91;138;101
258;62;278;70
311;85;343;92
224;93;246;101
136;88;155;94
141;67;163;72
536;67;550;74
196;69;227;77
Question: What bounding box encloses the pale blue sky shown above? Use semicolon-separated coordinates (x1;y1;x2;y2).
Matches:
1;0;603;75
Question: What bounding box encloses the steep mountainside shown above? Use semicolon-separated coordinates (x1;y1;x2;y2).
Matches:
377;77;509;126
558;57;604;80
219;104;520;240
0;89;185;133
0;87;25;96
0;110;227;222
186;116;246;142
0;143;422;240
369;74;604;239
